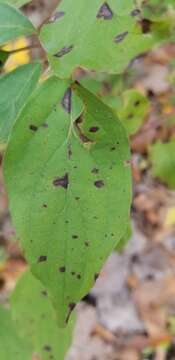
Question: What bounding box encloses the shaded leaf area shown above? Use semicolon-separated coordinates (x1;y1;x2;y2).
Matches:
117;89;150;135
0;0;31;6
40;0;152;78
0;49;10;70
0;306;32;360
0;62;41;144
0;3;36;46
4;76;131;327
11;270;75;360
149;140;175;189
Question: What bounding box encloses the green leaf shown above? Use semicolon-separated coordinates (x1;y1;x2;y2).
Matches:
117;89;150;135
0;3;36;46
4;76;131;326
149;139;175;189
0;62;41;144
0;306;32;360
0;0;31;7
40;0;152;78
11;270;75;360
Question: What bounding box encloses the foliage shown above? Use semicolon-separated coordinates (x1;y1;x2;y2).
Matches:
0;0;174;357
12;270;75;360
149;139;175;189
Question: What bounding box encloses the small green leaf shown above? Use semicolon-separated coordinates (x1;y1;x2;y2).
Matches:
0;0;31;7
149;139;175;189
0;306;32;360
11;270;75;360
4;76;131;326
0;3;36;46
40;0;152;78
118;89;150;135
0;62;41;144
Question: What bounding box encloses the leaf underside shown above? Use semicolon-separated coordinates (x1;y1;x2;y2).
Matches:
40;0;153;78
4;76;131;326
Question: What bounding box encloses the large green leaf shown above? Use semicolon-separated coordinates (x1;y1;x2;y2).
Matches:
0;306;32;360
40;0;153;78
0;3;36;46
149;139;175;189
4;76;131;326
11;270;75;360
0;0;31;7
0;62;41;144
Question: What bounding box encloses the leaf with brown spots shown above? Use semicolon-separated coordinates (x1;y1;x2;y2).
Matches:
11;270;75;360
4;77;131;327
40;0;153;78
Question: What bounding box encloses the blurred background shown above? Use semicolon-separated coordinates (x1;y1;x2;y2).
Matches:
1;1;175;359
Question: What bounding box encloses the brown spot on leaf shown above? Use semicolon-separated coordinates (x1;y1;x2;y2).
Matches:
54;45;74;58
97;2;113;20
59;266;66;273
75;196;80;200
85;241;90;247
77;274;81;279
53;173;69;189
89;126;99;133
38;256;47;263
130;8;141;17
134;100;140;106
110;146;116;151
48;11;65;23
41;290;48;297
43;204;48;208
140;18;152;33
71;271;75;276
43;345;52;352
29;124;38;132
72;235;78;239
124;159;131;167
91;168;99;174
75;116;92;143
114;31;128;43
68;144;72;158
94;180;105;188
61;87;72;113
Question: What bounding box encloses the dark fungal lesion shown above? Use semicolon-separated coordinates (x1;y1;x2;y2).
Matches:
43;345;52;352
29;124;38;132
97;2;113;20
114;31;129;43
54;45;74;58
94;180;105;188
91;168;99;174
72;235;79;239
59;266;66;273
53;173;69;189
89;126;100;133
130;8;141;17
61;87;72;113
38;255;47;263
